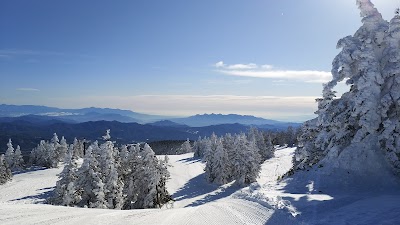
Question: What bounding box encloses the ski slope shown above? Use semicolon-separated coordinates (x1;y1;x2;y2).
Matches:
0;151;289;225
1;147;400;224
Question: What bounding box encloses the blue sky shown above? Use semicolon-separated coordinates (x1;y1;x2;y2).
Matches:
0;0;397;121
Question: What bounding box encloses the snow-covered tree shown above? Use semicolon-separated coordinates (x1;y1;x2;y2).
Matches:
72;138;84;159
249;127;275;161
164;155;170;166
50;145;79;206
123;144;141;210
293;1;400;175
98;130;124;209
232;133;261;186
0;154;12;184
212;138;230;185
49;130;172;210
180;139;192;153
202;137;216;183
223;133;236;179
264;133;275;158
154;155;172;208
56;136;68;162
103;129;111;141
75;146;107;208
193;136;203;157
51;133;61;161
29;133;68;168
5;139;14;169
134;143;159;208
13;145;24;170
29;140;58;168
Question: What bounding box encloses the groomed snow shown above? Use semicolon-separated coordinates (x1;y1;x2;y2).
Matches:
1;148;400;224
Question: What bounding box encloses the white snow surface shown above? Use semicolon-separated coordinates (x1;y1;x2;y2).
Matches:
1;147;400;224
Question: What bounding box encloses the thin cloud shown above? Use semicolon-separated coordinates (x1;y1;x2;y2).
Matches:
16;88;40;92
42;94;318;121
215;61;258;70
214;61;331;83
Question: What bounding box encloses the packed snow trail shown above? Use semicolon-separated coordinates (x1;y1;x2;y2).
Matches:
0;198;278;225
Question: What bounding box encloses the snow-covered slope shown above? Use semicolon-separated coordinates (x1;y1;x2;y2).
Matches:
0;152;284;225
1;148;400;225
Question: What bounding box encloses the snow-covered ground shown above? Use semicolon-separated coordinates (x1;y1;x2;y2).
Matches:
1;148;400;224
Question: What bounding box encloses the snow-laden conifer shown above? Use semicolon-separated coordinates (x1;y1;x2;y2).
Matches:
180;139;192;153
50;144;79;206
72;138;84;159
5;139;14;169
212;138;230;185
13;145;24;171
0;154;12;184
294;0;400;174
99;130;124;209
75;146;106;208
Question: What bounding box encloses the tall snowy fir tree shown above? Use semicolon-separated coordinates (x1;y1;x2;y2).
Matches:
133;143;159;209
5;139;14;169
212;138;230;185
232;133;261;186
223;133;236;179
249;127;275;161
180;139;192;154
50;145;79;206
74;146;107;208
202;137;215;183
57;136;68;162
193;136;203;157
99;130;124;209
155;156;172;207
123;144;141;210
294;0;400;175
0;154;12;184
13;145;24;170
72;138;84;159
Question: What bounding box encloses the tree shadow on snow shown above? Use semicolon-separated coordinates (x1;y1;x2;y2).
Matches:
186;184;241;207
263;169;400;224
12;166;48;175
177;157;202;164
173;172;240;207
172;173;218;204
9;187;54;204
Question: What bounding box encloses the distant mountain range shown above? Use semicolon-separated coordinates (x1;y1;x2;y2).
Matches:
0;104;302;153
0;104;165;123
0;104;300;127
169;113;288;127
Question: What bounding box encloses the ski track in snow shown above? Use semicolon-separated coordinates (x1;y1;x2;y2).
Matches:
1;147;400;224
